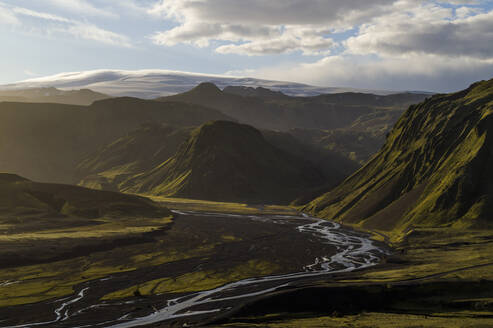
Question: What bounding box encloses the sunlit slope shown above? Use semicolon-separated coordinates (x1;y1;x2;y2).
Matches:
124;121;327;204
77;124;193;191
306;79;493;233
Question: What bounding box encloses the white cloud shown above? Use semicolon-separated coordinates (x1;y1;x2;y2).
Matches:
215;27;336;56
23;69;38;77
346;2;493;59
66;23;132;47
3;4;131;47
0;2;19;25
12;7;71;23
149;0;395;55
43;0;117;18
241;54;493;92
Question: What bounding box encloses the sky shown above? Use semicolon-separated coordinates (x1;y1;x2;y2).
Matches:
0;0;492;92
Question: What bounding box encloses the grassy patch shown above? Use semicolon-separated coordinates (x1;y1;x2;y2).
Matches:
145;195;297;215
102;260;279;300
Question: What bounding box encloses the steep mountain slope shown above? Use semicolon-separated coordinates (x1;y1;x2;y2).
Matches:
77;123;192;191
158;83;428;131
0;98;231;183
0;87;109;105
306;79;493;234
123;121;327;204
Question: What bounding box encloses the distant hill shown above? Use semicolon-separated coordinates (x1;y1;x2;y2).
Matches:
157;82;428;131
0;98;232;184
0;87;109;105
0;173;169;220
306;79;493;235
120;121;333;204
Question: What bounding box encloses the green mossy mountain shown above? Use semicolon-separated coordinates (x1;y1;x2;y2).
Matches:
123;121;328;204
0;98;231;184
158;83;428;131
306;79;493;234
77;122;359;201
0;173;170;220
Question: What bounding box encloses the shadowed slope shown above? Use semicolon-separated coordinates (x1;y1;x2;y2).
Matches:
0;98;232;183
0;173;170;220
306;79;493;234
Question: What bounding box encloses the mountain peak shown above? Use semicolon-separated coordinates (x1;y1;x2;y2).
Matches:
190;82;222;95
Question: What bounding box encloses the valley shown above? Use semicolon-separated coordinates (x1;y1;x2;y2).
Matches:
0;78;492;327
0;200;387;328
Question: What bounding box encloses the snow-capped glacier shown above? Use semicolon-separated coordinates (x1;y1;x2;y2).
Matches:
0;69;397;98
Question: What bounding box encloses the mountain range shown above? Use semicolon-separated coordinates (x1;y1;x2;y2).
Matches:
159;82;428;131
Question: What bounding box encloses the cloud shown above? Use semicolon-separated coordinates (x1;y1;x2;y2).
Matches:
346;1;493;59
66;23;132;47
3;4;131;47
12;7;71;23
23;69;39;77
149;0;395;55
240;54;493;92
0;2;19;25
43;0;117;18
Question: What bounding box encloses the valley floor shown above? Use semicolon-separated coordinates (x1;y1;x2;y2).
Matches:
1;197;492;327
0;199;384;327
215;228;493;327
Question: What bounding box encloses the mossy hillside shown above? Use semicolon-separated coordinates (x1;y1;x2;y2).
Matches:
306;78;493;237
124;121;327;204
